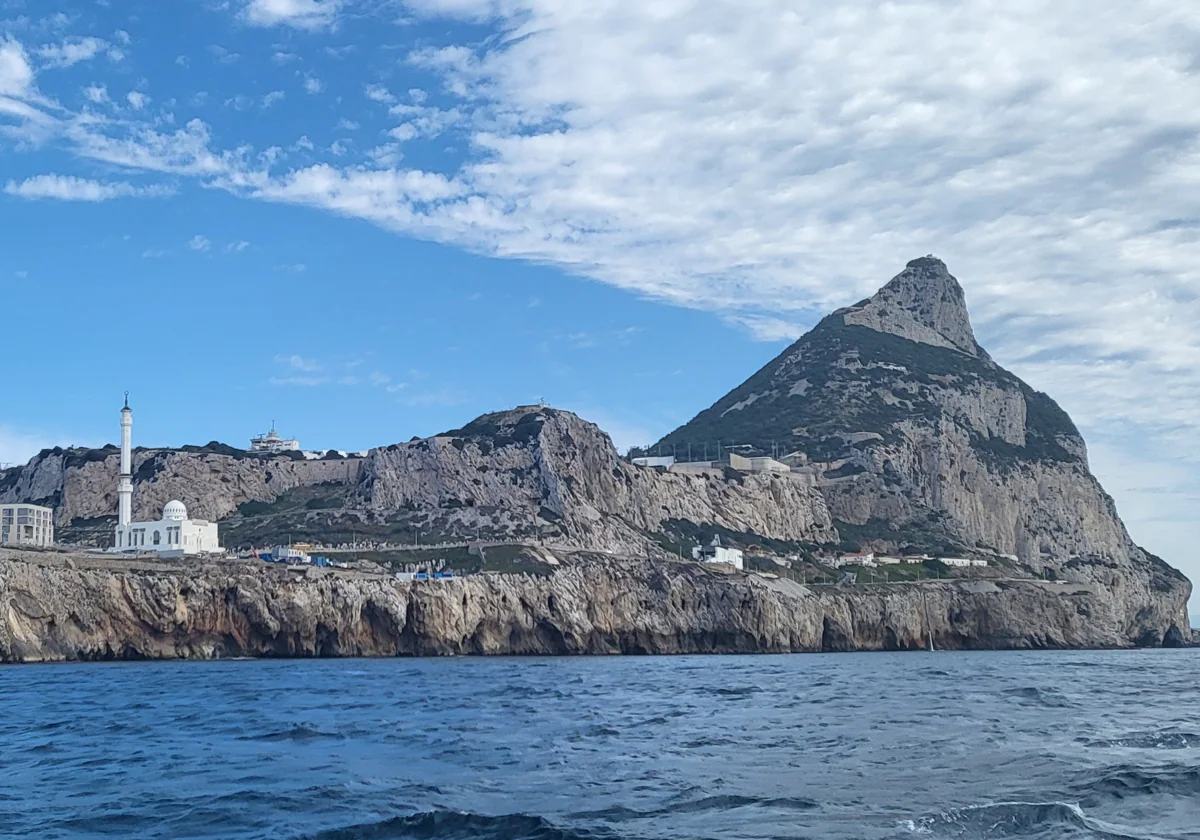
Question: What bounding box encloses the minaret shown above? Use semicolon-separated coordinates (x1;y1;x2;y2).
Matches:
118;393;133;532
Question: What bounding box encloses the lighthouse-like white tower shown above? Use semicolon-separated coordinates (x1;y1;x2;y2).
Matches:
118;392;133;534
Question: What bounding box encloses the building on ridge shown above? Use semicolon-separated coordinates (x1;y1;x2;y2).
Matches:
251;424;300;453
112;395;221;555
0;503;54;547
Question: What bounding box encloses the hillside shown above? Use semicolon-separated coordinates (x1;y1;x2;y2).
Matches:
656;256;1189;634
0;255;1190;652
0;408;836;557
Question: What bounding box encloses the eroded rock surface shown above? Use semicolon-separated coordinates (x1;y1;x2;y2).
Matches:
0;552;1189;663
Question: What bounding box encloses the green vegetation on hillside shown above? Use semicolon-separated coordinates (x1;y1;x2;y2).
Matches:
654;316;1082;468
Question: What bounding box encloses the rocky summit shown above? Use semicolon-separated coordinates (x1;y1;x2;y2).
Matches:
656;256;1190;640
0;256;1190;659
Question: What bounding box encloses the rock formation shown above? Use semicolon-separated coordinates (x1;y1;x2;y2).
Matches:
0;551;1187;663
656;256;1190;638
0;255;1190;656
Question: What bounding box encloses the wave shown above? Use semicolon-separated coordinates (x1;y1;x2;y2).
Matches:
1001;687;1073;708
1075;765;1200;800
1085;730;1200;750
572;793;818;821
905;800;1149;840
299;811;613;840
237;725;344;743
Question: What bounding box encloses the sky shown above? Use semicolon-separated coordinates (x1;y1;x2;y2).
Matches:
1;0;1197;608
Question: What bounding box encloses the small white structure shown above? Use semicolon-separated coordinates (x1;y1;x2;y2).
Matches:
877;556;903;565
250;424;300;453
632;455;675;468
970;559;989;568
111;397;221;555
834;551;876;568
273;545;311;564
939;557;972;568
692;536;744;571
0;503;54;547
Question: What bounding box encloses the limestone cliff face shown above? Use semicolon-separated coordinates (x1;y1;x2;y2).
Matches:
657;257;1191;635
0;409;834;554
0;553;1187;663
0;447;363;529
363;408;835;553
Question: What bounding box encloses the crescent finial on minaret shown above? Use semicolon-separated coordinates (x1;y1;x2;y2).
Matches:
124;391;130;410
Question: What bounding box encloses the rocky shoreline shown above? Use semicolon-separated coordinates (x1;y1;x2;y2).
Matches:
0;549;1189;663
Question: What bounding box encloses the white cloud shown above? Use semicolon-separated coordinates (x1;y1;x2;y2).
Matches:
277;353;321;372
303;75;324;95
37;36;108;68
126;90;150;110
188;234;211;251
262;90;286;108
0;426;84;468
0;38;34;97
4;174;172;201
365;83;395;104
226;240;251;253
245;0;341;30
83;83;108;103
724;315;807;343
208;45;239;65
114;30;132;46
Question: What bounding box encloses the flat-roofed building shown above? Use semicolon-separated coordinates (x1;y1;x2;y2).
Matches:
0;503;54;547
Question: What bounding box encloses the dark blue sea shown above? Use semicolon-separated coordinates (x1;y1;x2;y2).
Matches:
2;651;1198;840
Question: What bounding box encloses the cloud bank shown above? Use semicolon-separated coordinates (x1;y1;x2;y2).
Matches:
3;0;1200;470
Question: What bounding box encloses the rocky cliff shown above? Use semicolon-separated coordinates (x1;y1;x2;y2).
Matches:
656;256;1191;637
0;410;836;555
0;551;1188;663
0;255;1189;654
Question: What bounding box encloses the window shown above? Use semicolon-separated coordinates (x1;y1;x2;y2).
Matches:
153;531;161;545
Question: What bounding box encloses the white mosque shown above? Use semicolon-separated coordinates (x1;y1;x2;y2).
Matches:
112;395;221;555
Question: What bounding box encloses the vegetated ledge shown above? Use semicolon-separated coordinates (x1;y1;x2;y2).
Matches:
0;549;1190;663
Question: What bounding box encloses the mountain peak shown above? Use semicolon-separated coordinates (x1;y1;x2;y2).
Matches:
840;256;979;356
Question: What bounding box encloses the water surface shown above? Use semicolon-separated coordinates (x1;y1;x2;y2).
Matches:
2;650;1197;839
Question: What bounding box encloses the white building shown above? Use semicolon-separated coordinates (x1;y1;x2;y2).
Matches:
272;545;311;563
939;557;972;568
112;396;221;555
833;551;876;568
250;425;300;453
0;503;54;547
692;536;745;571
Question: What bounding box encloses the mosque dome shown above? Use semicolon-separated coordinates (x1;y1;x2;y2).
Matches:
163;500;188;521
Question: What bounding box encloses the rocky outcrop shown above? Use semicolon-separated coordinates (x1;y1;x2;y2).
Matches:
363;408;835;554
0;552;1188;663
657;256;1191;636
841;256;982;356
0;255;1189;653
0;409;835;555
0;446;363;527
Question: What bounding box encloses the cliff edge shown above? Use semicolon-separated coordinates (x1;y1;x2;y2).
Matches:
0;550;1188;663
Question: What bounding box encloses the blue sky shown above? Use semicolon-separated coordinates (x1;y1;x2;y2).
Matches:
1;0;1198;606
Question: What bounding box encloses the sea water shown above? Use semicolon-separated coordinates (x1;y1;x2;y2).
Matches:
2;650;1198;839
